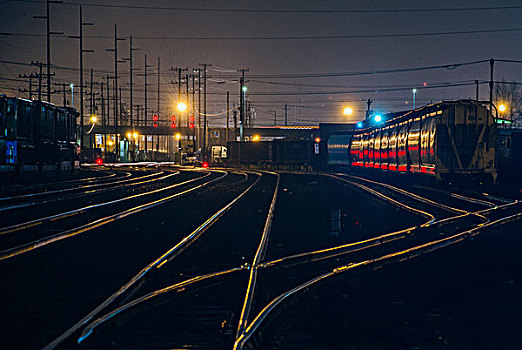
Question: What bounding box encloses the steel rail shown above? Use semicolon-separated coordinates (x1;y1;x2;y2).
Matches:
343;174;468;214
0;170;158;203
77;266;249;343
258;175;489;271
0;171;187;236
0;171;228;262
0;170;175;213
236;171;280;338
43;171;259;350
234;210;522;350
326;174;435;224
1;168;118;192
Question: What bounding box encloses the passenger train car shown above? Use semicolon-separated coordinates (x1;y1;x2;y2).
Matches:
0;95;79;171
329;100;497;182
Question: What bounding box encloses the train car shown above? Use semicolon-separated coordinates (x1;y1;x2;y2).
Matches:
327;133;352;168
0;96;79;172
330;100;497;182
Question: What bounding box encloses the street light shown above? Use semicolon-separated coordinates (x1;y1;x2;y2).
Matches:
90;115;97;124
374;114;382;123
498;104;507;113
70;83;74;108
343;107;353;116
177;102;187;112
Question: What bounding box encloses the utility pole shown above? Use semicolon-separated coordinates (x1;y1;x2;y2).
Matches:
62;82;66;106
489;58;494;110
226;91;230;143
196;68;201;150
89;68;94;115
199;63;211;158
238;68;248;141
157;57;160;117
192;74;196;150
68;6;93;152
274;111;277;126
124;36;139;127
20;73;37;100
105;25;125;159
475;80;479;101
366;98;373;120
143;54;154;127
34;0;63;103
106;75;110;125
285;104;288;126
100;82;105;125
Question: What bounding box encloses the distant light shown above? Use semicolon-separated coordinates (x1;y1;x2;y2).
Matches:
133;132;138;139
356;121;363;128
108;140;114;146
127;132;132;139
175;133;181;140
374;115;382;122
202;161;209;168
343;107;353;116
177;102;187;112
90;115;97;123
498;104;507;112
69;83;74;89
95;158;103;165
242;86;248;92
412;88;417;94
423;82;427;87
315;137;321;143
252;135;260;141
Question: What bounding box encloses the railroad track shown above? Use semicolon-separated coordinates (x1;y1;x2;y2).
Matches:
1;169;519;349
41;170;280;349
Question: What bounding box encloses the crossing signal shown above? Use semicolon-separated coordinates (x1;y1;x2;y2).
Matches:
171;122;177;128
153;122;158;128
189;115;195;122
189;123;194;129
171;115;176;121
153;115;159;121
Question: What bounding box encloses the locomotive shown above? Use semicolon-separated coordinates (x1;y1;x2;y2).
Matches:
328;100;498;182
0;95;79;172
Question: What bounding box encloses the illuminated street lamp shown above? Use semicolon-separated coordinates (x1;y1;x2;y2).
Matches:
90;115;97;124
412;89;417;109
177;102;187;112
242;86;248;93
498;104;507;113
343;107;353;116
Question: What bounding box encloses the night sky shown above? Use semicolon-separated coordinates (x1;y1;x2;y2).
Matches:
1;0;521;126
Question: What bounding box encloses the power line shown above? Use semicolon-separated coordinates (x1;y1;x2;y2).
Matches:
3;27;522;41
8;0;522;13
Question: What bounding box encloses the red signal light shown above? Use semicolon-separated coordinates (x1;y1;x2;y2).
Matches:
153;115;159;121
171;115;176;121
189;115;195;122
315;137;321;143
95;158;103;165
171;122;177;128
189;122;194;129
153;122;158;128
202;161;209;168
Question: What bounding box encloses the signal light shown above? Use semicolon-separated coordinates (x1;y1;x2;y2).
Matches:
356;121;363;128
189;115;195;122
202;162;209;168
171;122;177;128
171;115;176;121
95;158;103;165
153;122;158;128
189;123;194;129
374;115;382;122
314;137;321;143
153;115;159;121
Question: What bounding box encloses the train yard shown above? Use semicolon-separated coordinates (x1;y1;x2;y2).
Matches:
1;165;521;350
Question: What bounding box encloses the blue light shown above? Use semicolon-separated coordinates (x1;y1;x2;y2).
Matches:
356;121;363;128
374;115;382;122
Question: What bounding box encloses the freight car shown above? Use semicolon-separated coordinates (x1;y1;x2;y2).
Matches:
329;100;497;182
0;95;79;172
